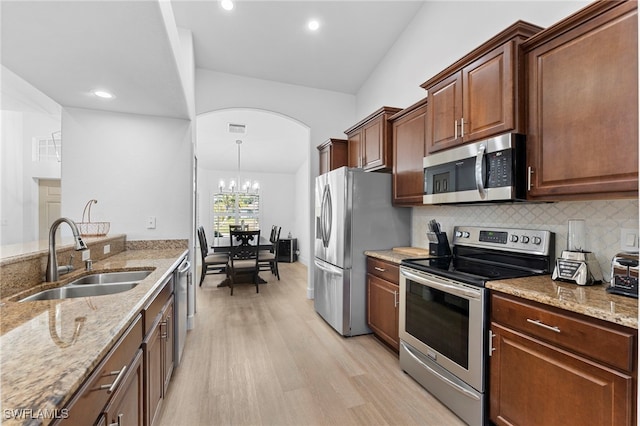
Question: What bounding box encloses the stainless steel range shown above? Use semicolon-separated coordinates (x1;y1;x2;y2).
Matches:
399;226;554;425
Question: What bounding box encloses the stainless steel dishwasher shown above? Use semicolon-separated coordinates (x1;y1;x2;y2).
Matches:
174;256;191;366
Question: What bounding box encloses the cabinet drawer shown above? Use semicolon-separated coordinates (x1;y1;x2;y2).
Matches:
491;292;636;372
58;314;143;425
366;257;399;284
143;276;173;336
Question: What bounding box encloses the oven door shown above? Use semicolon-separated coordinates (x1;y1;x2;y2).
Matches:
399;266;486;392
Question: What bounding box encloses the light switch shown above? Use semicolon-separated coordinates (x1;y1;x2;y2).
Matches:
620;228;639;252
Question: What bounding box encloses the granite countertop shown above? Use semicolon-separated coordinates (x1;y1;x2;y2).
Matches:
0;248;188;425
364;248;431;264
366;249;638;329
487;276;638;329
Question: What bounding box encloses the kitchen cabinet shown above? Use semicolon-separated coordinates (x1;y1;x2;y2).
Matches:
366;257;400;352
523;0;638;200
103;349;144;426
421;21;541;153
317;138;348;175
390;98;428;206
56;314;144;425
345;106;401;171
489;292;637;426
143;277;175;426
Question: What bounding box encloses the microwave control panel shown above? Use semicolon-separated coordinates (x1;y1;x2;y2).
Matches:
486;150;512;188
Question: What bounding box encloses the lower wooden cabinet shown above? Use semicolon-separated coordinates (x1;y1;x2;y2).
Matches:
490;292;637;426
103;349;144;426
144;290;175;426
366;257;400;352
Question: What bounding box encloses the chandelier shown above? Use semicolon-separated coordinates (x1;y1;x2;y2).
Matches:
218;139;260;194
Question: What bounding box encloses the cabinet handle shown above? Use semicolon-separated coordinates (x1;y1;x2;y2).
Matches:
108;413;124;426
99;365;127;394
160;320;168;339
374;266;386;272
460;117;465;137
393;290;399;308
526;318;561;333
489;330;496;356
527;167;534;191
454;119;458;139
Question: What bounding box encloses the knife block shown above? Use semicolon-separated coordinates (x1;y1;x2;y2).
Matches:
429;233;451;257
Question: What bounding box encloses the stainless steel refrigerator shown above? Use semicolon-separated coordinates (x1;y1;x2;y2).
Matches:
314;167;411;336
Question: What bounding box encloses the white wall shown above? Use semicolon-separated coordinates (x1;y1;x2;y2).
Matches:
195;69;355;295
198;168;296;240
61;107;192;241
356;1;591;118
1;110;61;245
294;158;310;265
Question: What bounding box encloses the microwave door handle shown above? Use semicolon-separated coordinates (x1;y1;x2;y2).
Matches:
475;143;487;199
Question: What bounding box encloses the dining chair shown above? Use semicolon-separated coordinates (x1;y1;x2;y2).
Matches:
259;226;281;280
227;229;261;295
197;226;228;286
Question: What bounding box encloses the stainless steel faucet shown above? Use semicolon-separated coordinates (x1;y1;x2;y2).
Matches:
46;218;88;282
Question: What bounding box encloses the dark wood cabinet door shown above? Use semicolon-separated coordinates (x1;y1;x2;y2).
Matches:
490;323;634;426
426;72;462;153
162;298;174;395
392;100;427;205
144;316;164;426
319;146;330;175
104;349;144;426
463;41;515;142
367;274;399;351
525;1;638;200
347;131;361;168
362;119;384;170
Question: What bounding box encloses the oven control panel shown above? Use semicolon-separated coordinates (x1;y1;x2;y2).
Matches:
453;226;553;256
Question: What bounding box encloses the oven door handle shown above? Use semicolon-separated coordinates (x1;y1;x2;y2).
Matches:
401;341;480;401
400;269;481;299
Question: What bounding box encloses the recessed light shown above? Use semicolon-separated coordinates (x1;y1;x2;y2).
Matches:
307;20;320;31
93;90;114;99
221;0;234;11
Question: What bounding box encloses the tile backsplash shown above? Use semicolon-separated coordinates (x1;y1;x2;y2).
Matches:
413;199;639;282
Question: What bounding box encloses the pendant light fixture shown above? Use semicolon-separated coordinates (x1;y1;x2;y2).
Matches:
218;140;260;194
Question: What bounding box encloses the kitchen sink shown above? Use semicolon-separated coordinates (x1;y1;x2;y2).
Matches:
19;270;153;302
20;282;140;301
67;270;152;285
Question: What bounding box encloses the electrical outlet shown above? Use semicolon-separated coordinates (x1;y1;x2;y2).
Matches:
146;216;156;229
82;249;91;261
620;228;639;252
103;244;111;254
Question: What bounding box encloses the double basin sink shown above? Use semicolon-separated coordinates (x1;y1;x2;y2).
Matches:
20;270;152;302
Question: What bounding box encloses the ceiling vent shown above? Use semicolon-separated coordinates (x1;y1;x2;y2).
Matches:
228;123;246;134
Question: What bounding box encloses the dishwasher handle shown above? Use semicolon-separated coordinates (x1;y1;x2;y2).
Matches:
178;260;191;274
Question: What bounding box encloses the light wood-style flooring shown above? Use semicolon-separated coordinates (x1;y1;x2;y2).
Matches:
157;262;464;426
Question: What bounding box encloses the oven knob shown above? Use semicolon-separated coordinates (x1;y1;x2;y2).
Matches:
510;235;519;243
462;231;470;238
455;231;463;238
532;236;542;245
521;236;530;244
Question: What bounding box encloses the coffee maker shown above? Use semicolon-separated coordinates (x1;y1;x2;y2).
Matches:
552;219;603;286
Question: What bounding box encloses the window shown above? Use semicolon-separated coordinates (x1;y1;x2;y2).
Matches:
212;193;260;235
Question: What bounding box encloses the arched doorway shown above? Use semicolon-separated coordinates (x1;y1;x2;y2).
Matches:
195;107;311;271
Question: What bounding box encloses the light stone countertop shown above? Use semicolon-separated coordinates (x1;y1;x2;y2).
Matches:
0;248;188;425
365;249;637;329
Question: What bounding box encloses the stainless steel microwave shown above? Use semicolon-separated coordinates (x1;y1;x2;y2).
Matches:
423;133;526;205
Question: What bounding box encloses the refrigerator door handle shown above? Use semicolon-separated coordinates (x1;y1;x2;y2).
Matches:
314;258;342;275
321;184;332;248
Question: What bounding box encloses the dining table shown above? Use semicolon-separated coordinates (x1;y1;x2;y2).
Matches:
209;234;272;287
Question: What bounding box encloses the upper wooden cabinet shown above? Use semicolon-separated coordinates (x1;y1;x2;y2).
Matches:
390;98;428;206
421;21;542;153
524;0;638;201
345;106;401;171
317;138;347;175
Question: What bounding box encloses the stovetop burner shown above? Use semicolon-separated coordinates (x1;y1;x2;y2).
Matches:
402;226;555;287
